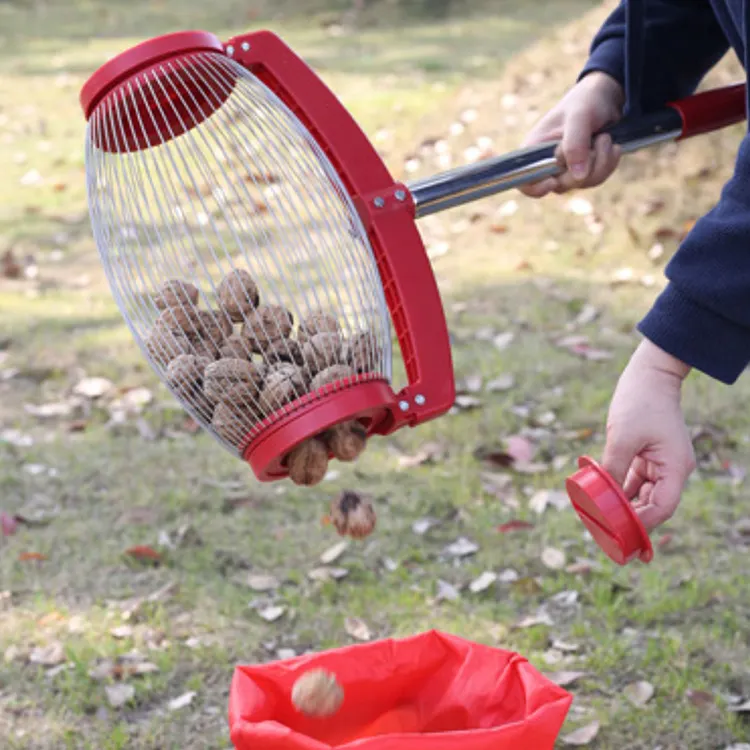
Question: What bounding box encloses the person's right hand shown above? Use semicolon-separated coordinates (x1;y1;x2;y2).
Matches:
519;71;626;198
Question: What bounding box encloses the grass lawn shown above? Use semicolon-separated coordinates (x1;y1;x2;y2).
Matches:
2;0;750;748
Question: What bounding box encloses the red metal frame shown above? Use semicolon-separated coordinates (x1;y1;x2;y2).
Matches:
668;82;746;140
81;29;456;482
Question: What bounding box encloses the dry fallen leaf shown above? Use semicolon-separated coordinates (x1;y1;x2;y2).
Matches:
469;571;497;594
728;699;750;713
105;683;135;708
19;551;47;562
168;691;196;711
546;670;587;687
436;580;461;602
497;520;534;533
29;642;66;666
562;720;600;746
258;605;286;623
445;537;479;558
686;688;715;710
624;680;655;707
344;616;372;641
308;567;348;582
124;545;162;563
110;625;134;640
320;541;348;565
529;490;568;515
541;547;566;571
246;574;280;592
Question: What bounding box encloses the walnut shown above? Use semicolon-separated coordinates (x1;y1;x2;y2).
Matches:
183;388;216;422
287;438;329;486
203;358;265;404
217;269;260;322
156;306;202;338
329;491;376;540
166;354;210;396
190;339;221;361
220;381;263;419
153;279;199;311
195;308;233;344
344;331;378;374
260;364;307;410
298;311;340;344
212;402;243;444
311;364;354;391
144;327;193;368
262;338;304;366
241;305;294;351
292;669;343;717
219;334;253;361
302;333;344;375
325;420;367;462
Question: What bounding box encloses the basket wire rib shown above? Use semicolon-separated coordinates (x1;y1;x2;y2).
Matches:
85;51;392;456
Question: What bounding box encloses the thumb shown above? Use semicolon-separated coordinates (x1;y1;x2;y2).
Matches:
561;108;595;181
601;431;637;488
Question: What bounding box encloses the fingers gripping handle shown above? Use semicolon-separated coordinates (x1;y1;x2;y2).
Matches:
409;83;747;217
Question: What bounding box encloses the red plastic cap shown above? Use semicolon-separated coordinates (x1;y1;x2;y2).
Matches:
566;456;653;566
80;30;225;119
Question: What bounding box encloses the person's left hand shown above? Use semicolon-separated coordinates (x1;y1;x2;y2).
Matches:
601;338;696;531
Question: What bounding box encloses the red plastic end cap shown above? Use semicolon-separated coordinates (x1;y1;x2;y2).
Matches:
566;456;653;566
80;30;225;119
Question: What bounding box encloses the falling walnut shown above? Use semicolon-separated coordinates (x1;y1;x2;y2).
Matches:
329;490;376;540
291;669;344;718
287;438;329;486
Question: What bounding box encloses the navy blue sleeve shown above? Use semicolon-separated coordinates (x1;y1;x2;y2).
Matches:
638;135;750;385
579;0;729;112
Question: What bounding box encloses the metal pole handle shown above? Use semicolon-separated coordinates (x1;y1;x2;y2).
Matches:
408;83;747;218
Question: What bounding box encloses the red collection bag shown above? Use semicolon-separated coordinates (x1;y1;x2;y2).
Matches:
229;630;572;749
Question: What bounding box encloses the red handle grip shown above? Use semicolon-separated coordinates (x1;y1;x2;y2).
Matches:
669;82;746;140
227;30;455;430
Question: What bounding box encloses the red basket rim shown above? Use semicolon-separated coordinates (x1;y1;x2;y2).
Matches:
80;30;225;119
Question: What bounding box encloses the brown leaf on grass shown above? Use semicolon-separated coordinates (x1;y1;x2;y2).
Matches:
344;616;372;641
562;721;600;746
686;689;715;710
124;545;162;563
19;551;47;562
1;250;22;279
29;642;66;666
475;435;535;470
497;520;534;533
624;680;655;707
106;683;135;708
545;670;587;687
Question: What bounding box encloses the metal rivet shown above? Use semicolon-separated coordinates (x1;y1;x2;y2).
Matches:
415;394;426;406
373;197;385;208
395;189;406;201
226;45;235;56
399;400;409;411
241;42;251;51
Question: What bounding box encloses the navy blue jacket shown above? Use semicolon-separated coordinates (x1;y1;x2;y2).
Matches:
580;0;750;385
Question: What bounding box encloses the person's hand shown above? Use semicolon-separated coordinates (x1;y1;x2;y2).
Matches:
519;71;626;198
601;338;696;531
